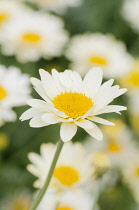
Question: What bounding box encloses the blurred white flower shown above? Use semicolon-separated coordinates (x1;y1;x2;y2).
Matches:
85;119;135;167
0;11;68;63
122;0;139;33
0;65;31;126
91;152;111;172
119;60;139;135
66;33;133;79
1;191;32;210
129;92;139;115
122;150;139;203
20;67;127;142
119;59;139;94
28;0;81;13
0;0;29;30
37;190;95;210
27;142;93;190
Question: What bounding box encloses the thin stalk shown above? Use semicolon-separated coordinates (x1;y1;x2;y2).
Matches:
30;139;64;210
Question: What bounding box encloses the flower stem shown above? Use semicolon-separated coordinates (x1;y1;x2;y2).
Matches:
30;139;64;210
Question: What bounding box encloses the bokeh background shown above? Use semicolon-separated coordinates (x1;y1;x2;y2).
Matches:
0;0;139;209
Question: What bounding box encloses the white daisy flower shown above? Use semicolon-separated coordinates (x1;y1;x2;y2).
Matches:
122;151;139;203
37;190;95;210
0;0;29;30
122;0;139;33
66;33;133;79
85;119;135;167
0;65;31;126
20;67;127;142
28;0;81;13
1;191;32;210
0;11;68;63
27;142;93;190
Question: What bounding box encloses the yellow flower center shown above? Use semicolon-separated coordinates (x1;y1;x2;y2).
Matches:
0;13;9;23
13;201;28;210
89;56;108;66
135;167;139;177
22;33;41;43
107;141;121;152
127;71;139;87
56;207;73;210
0;133;9;151
53;166;79;186
0;86;7;100
53;92;94;119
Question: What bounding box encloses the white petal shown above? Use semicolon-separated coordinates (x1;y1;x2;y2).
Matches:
29;116;47;127
27;164;40;177
30;77;52;104
88;116;115;126
114;88;127;98
70;71;83;92
27;99;51;112
39;69;59;99
42;113;59;124
85;123;103;141
94;105;127;115
93;80;119;111
59;70;73;90
75;119;94;129
83;67;103;98
52;69;65;92
28;153;44;167
60;123;77;142
19;108;40;121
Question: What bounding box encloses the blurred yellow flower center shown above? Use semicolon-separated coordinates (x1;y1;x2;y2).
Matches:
89;56;107;65
53;166;79;186
127;71;139;87
135;167;139;177
14;201;28;210
0;133;9;151
92;152;110;169
53;92;94;119
56;207;73;210
22;33;41;43
0;86;7;100
0;13;9;23
107;141;121;152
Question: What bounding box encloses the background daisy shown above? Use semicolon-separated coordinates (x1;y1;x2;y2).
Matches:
27;142;93;190
0;11;68;62
122;0;139;33
66;33;133;79
37;190;95;210
85;119;135;167
0;65;31;126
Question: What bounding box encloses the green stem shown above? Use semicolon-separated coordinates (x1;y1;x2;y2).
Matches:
30;139;64;210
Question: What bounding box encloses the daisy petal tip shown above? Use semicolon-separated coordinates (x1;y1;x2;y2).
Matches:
97;136;103;141
61;138;71;143
89;66;103;75
39;68;46;75
52;68;57;72
30;77;35;82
